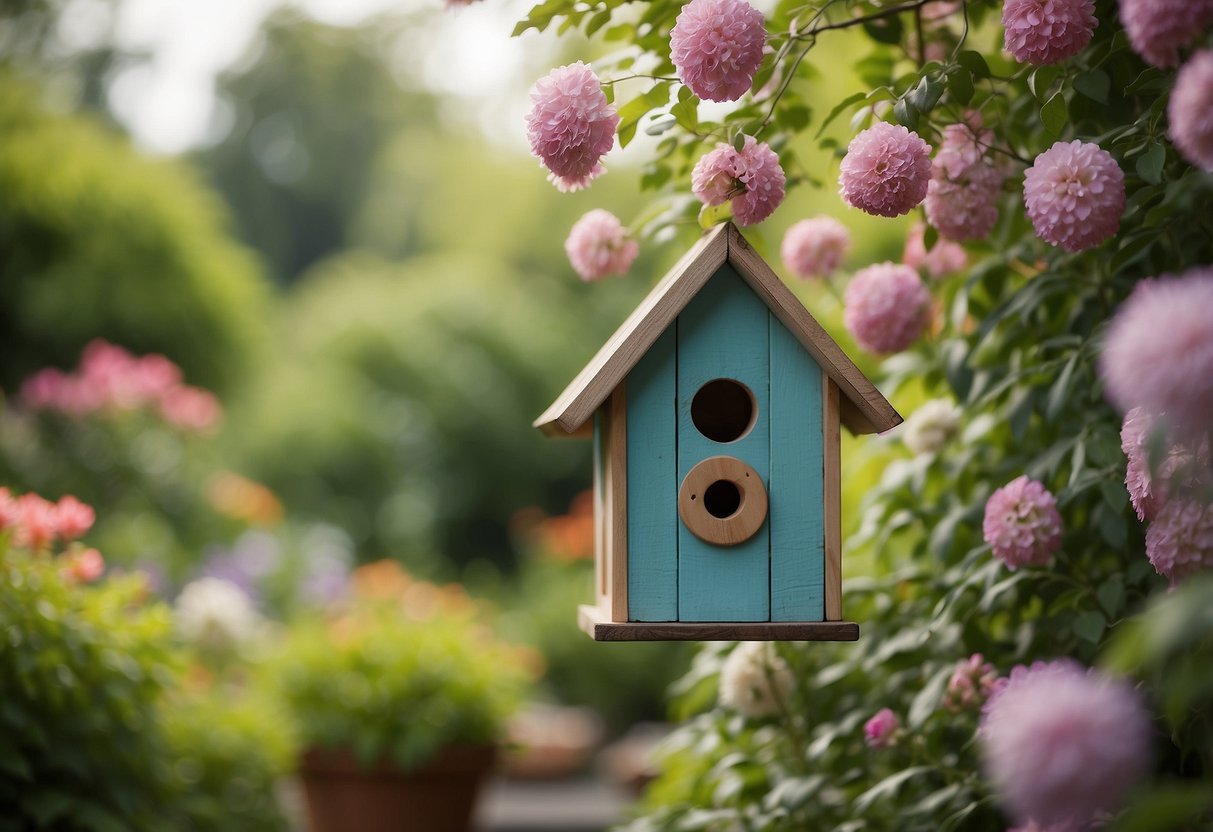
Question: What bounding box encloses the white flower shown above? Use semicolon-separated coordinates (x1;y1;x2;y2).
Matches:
719;642;793;718
174;577;262;650
903;398;962;455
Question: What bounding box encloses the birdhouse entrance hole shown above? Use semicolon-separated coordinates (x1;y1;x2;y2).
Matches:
703;480;741;518
691;378;756;443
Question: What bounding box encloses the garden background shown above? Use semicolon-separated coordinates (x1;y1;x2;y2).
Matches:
3;0;1212;829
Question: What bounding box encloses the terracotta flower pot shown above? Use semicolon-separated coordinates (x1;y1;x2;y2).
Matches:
298;744;497;832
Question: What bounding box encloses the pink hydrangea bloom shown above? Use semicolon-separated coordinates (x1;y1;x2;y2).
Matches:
903;222;968;278
839;122;932;217
924;119;1004;241
670;0;766;102
864;708;901;748
63;548;105;584
1100;268;1213;444
980;660;1151;827
1002;0;1097;65
564;209;639;282
843;263;932;354
943;653;1005;713
1022;140;1125;252
1168;50;1213;172
780;216;851;279
691;136;786;226
54;495;95;541
1119;0;1213;68
982;476;1063;569
1146;499;1213;584
526;62;620;192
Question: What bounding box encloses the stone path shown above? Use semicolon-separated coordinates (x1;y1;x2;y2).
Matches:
476;776;633;832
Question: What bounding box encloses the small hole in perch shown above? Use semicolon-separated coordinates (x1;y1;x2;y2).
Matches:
703;479;742;519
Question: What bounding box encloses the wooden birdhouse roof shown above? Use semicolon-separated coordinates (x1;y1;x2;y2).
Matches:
535;222;902;438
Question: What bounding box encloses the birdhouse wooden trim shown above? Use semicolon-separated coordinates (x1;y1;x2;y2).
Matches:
539;222;901;642
533;222;901;439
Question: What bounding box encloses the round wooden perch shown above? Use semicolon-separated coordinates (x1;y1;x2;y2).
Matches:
678;455;768;546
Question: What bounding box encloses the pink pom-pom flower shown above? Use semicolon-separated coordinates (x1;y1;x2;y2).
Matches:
691;136;786;226
982;476;1063;569
843;263;932;354
1146;499;1213;584
670;0;767;102
924;118;1004;241
839;122;932;218
1022;140;1125;252
780;216;851;279
1168;50;1213;172
863;708;901;749
526;62;620;192
980;660;1151;827
1119;0;1213;69
903;222;967;278
943;653;1005;713
1100;268;1213;445
1002;0;1098;65
563;210;639;282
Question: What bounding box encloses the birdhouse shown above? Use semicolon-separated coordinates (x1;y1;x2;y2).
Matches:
535;223;901;641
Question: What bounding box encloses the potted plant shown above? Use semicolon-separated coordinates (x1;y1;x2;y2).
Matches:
265;560;533;832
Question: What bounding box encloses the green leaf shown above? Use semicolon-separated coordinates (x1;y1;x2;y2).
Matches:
855;52;896;87
781;103;811;131
1045;351;1079;420
908;666;952;728
616;83;672;148
1136;143;1165;184
1073;69;1110;103
1097;578;1125;618
909;77;944;114
816;92;867;138
1040;91;1067;136
894;97;920;131
1073;611;1106;643
698;201;733;229
947;69;974;106
1030;65;1060;100
957;50;990;79
863;14;904;45
584;9;612;36
644;114;677;136
1110;782;1213;832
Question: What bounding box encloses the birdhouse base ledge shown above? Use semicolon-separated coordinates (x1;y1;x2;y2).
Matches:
577;605;859;642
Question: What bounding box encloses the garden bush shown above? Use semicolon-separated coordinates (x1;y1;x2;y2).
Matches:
0;491;295;830
0;74;269;395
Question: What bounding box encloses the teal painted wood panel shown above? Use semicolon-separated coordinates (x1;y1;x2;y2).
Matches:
627;325;679;621
769;320;825;621
677;266;771;622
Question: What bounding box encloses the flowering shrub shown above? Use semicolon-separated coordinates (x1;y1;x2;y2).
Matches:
265;560;533;769
515;0;1213;826
0;496;293;830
